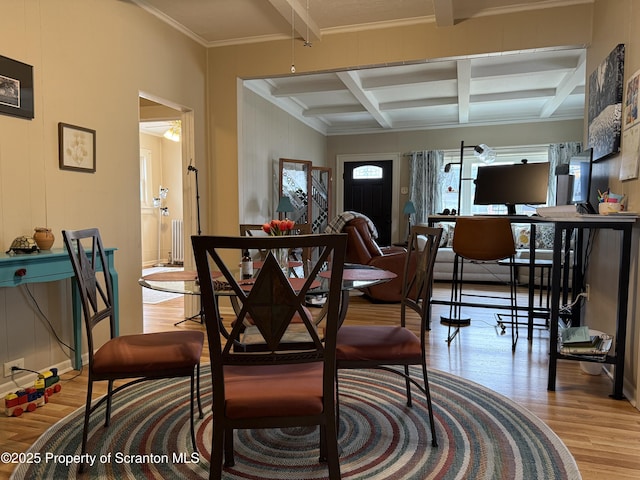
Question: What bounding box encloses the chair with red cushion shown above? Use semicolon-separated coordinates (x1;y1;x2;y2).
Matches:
62;228;204;473
193;233;347;480
335;225;442;448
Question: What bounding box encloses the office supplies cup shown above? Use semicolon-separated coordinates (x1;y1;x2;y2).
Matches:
599;202;622;214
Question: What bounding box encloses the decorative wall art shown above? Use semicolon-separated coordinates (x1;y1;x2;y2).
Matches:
624;68;640;131
587;44;625;162
0;55;34;120
58;122;96;172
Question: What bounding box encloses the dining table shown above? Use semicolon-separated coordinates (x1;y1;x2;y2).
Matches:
139;262;396;328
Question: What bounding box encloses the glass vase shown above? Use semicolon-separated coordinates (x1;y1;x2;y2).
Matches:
275;247;289;275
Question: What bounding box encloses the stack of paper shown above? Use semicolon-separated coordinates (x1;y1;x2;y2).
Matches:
559;326;613;360
536;205;578;217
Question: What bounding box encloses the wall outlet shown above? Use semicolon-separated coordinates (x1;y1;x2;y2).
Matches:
3;358;24;377
585;284;590;301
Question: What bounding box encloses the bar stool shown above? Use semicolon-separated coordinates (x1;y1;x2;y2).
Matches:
497;257;552;335
443;217;519;350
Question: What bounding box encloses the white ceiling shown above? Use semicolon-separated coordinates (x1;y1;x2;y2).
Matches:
134;0;590;136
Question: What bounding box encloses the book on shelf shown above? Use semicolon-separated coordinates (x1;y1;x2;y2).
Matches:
560;334;613;358
560;325;591;345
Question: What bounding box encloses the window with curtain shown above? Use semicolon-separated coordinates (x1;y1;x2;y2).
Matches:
408;150;444;225
441;145;550;215
547;142;582;206
409;144;581;219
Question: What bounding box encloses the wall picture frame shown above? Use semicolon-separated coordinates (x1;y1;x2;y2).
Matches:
58;122;96;173
0;55;34;120
587;44;625;162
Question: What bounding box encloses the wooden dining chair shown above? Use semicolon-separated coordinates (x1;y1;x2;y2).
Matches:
62;228;204;473
335;225;442;448
192;233;347;480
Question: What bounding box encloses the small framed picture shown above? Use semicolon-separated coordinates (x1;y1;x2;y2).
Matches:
58;122;96;173
0;55;34;120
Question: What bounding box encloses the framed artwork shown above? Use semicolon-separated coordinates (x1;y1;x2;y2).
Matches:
587;44;625;162
623;68;640;131
0;55;34;120
58;122;96;173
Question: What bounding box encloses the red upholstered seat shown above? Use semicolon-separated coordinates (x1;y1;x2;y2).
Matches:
92;331;204;378
223;363;324;419
336;326;421;362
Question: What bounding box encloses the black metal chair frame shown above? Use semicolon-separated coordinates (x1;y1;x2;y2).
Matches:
62;228;203;472
335;225;442;448
193;233;347;480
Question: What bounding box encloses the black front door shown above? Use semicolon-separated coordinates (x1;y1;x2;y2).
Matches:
343;160;393;247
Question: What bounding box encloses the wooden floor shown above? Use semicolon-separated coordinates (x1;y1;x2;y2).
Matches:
1;283;639;479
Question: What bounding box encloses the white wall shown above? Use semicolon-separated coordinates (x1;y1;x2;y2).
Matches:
585;0;640;406
0;0;206;394
239;87;327;225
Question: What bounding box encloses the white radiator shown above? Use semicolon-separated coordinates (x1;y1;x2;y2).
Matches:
171;219;184;264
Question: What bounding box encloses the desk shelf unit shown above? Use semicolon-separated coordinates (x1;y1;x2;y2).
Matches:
429;214;636;399
546;216;635;400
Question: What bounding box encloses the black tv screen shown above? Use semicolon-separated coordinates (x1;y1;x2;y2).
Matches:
474;161;550;215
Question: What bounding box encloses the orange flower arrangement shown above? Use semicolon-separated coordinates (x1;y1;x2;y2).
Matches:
262;219;295;236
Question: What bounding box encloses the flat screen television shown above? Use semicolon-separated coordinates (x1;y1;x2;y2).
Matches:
473;161;550;215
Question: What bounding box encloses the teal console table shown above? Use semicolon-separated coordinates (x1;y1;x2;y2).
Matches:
0;247;118;369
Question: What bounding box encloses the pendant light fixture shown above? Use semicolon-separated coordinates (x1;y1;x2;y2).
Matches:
303;0;312;48
290;6;296;73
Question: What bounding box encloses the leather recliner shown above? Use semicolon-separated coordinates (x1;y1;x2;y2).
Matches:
342;217;412;302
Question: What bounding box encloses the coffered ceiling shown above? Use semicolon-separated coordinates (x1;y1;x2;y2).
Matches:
134;0;590;135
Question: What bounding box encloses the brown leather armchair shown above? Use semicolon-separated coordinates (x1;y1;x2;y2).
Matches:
342;217;411;302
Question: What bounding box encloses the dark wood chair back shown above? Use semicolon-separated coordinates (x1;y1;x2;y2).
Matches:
62;228;116;358
192;233;347;479
401;225;443;331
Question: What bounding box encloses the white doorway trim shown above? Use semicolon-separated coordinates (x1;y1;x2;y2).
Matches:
139;92;198;320
336;152;401;244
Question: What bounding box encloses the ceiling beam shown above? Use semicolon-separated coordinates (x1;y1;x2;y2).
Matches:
304;105;367;117
381;97;458;111
540;52;587;118
336;71;392;129
457;59;471;123
472;89;557;103
267;0;321;43
433;0;455;27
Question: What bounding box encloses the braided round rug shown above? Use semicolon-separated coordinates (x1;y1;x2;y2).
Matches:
11;365;580;480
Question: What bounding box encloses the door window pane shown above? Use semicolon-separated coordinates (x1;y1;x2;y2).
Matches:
353;165;383;180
